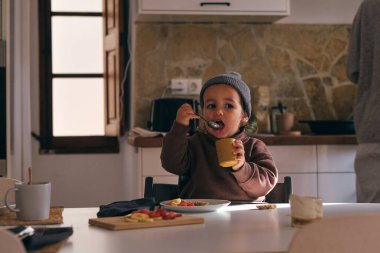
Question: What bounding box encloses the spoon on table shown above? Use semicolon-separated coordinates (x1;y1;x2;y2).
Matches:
195;113;222;129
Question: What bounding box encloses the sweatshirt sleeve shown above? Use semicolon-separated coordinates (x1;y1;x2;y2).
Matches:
231;140;278;199
160;121;192;175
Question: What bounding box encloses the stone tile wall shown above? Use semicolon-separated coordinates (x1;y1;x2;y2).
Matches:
134;23;355;134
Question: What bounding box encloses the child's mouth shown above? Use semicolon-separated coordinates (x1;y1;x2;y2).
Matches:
214;120;225;129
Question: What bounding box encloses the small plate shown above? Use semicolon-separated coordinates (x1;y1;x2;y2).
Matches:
160;199;231;213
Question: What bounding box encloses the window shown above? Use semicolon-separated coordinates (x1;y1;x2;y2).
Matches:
38;0;130;153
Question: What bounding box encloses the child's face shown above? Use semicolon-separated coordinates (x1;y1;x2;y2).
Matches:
203;84;249;138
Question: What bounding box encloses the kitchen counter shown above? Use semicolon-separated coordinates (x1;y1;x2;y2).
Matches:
129;134;358;201
128;135;357;147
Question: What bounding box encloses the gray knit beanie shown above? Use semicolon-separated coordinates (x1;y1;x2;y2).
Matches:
200;72;251;118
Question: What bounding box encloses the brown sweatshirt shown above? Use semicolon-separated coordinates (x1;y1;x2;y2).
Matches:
160;121;278;201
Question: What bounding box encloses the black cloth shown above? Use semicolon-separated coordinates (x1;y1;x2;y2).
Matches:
97;198;155;218
9;226;73;251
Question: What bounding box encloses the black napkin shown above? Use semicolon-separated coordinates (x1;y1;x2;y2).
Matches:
9;226;73;251
97;198;155;218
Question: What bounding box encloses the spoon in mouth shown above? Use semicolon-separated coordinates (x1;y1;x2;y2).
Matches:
195;113;222;129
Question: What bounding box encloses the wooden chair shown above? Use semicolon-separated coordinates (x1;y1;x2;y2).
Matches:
144;177;179;205
144;175;292;204
265;176;292;203
288;213;380;253
144;174;190;205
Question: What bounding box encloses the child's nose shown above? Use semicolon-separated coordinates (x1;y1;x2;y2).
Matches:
216;107;224;116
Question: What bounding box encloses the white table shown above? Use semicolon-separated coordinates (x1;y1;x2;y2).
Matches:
58;203;380;253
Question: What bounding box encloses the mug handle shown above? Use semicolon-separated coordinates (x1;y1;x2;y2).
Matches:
4;187;20;212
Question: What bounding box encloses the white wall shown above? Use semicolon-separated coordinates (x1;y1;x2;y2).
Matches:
8;0;363;208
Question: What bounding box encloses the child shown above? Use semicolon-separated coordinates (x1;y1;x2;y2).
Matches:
161;72;278;201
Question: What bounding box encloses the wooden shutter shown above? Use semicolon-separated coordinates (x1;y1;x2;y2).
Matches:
103;0;125;136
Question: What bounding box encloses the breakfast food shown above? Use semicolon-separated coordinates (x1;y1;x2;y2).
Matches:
256;204;277;210
167;198;209;206
124;208;182;223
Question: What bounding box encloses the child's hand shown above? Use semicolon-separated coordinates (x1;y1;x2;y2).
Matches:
176;103;199;126
232;140;246;171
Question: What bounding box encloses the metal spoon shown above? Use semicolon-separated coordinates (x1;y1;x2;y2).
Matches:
195;113;222;129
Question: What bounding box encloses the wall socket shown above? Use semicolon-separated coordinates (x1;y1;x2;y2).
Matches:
170;78;202;95
171;79;188;95
187;79;202;95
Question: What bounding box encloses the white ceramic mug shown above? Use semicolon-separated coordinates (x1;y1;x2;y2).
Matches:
4;182;51;221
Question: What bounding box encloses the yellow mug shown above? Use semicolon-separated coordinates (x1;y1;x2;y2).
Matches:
215;138;238;167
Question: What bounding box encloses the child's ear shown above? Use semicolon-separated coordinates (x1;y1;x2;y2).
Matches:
242;114;249;123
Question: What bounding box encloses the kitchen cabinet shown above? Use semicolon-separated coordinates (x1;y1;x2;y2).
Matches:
137;148;178;195
268;146;318;197
134;144;357;202
135;0;290;23
317;145;357;203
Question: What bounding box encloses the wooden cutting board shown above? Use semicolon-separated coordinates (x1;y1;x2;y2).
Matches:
89;215;204;230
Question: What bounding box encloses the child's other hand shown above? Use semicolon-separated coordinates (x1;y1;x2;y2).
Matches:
176;103;199;126
232;140;246;171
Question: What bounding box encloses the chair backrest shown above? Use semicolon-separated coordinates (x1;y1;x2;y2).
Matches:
265;176;292;203
144;177;180;205
144;175;292;204
288;213;380;253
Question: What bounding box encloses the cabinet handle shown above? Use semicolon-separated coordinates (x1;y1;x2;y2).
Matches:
200;2;231;7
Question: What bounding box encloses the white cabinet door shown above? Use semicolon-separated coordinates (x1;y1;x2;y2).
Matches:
139;148;177;196
317;145;357;173
318;173;356;203
139;0;289;14
317;145;357;202
136;0;290;22
141;148;175;176
280;173;318;197
268;146;317;173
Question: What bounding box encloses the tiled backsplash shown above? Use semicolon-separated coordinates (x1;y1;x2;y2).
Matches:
134;24;355;134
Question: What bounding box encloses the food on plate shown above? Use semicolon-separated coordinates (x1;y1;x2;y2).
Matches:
168;198;182;206
256;204;277;210
167;198;209;207
124;208;182;223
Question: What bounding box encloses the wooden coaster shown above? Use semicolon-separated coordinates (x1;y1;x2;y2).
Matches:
0;206;63;226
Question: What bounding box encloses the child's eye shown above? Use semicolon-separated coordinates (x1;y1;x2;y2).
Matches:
206;103;216;109
224;103;234;109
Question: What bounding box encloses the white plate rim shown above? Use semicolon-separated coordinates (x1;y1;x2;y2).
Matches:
160;199;231;212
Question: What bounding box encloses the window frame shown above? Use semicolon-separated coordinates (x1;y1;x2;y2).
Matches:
37;0;129;154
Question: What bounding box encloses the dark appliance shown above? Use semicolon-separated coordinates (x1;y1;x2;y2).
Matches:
148;98;198;133
299;120;355;135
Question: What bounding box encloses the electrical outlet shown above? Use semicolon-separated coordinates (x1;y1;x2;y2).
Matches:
171;79;188;95
187;79;202;95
